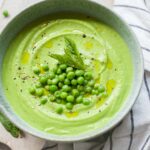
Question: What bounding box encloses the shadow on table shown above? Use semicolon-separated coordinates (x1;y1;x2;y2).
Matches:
0;142;11;150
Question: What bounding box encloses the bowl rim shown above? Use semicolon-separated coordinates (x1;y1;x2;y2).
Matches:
0;0;144;142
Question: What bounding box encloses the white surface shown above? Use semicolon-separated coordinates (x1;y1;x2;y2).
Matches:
0;0;113;150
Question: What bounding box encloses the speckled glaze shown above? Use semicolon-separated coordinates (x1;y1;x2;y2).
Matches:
0;0;143;142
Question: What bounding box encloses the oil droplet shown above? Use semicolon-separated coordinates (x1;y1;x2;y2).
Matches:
93;60;100;73
107;58;113;69
37;64;44;74
106;79;116;95
95;77;101;84
44;89;49;95
96;97;105;108
21;51;30;64
93;60;102;80
44;41;53;48
65;112;78;118
84;42;93;49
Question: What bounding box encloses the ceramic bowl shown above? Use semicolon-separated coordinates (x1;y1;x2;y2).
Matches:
0;0;143;142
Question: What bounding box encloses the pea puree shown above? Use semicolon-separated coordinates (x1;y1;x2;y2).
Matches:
2;14;133;136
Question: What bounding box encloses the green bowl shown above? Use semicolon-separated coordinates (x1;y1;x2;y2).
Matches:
0;0;143;142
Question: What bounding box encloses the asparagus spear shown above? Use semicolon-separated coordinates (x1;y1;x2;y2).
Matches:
0;111;22;138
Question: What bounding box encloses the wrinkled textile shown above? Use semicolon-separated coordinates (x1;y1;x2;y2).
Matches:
43;0;150;150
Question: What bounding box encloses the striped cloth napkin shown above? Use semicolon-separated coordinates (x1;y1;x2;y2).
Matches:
43;0;150;150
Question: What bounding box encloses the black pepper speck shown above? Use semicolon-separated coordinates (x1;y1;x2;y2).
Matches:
82;34;86;38
18;67;21;70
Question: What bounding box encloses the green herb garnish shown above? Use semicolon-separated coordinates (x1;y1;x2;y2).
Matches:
49;38;85;70
0;111;22;138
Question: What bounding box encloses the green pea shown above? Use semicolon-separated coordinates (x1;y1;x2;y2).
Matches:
36;88;44;97
85;86;92;93
72;89;79;97
62;73;66;77
66;67;73;73
56;99;62;104
71;79;77;86
80;91;85;95
45;85;50;90
33;66;40;75
3;10;9;17
84;72;93;80
53;67;57;73
49;95;55;102
60;92;68;99
100;92;108;97
54;91;60;98
75;70;84;76
92;90;99;95
57;68;62;74
66;95;74;103
49;85;58;93
77;85;84;92
66;103;73;110
52;78;59;85
77;77;84;85
56;106;63;114
94;84;99;89
61;100;66;104
84;80;88;85
98;85;105;93
60;64;67;70
58;74;65;82
62;85;71;92
35;82;42;88
64;79;70;85
67;72;75;80
47;79;52;85
58;82;63;88
41;64;49;71
29;87;35;95
76;96;83;103
48;72;55;79
39;76;47;85
40;96;48;105
83;99;90;105
88;80;95;87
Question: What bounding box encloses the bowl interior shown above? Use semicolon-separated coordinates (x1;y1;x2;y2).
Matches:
0;0;143;142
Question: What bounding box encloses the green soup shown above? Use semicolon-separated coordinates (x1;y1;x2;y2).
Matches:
2;14;133;136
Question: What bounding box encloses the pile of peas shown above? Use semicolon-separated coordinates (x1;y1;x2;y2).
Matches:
29;63;106;114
